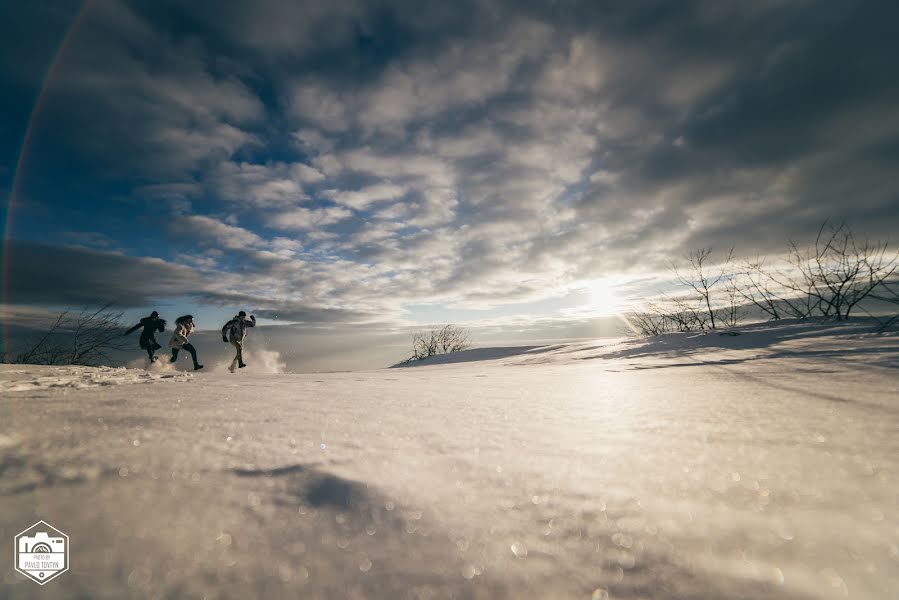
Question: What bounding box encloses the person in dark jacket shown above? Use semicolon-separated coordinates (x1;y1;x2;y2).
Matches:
222;311;256;372
124;311;166;361
169;315;203;371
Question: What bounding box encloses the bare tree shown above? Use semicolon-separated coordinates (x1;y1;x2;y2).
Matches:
737;259;785;320
796;222;897;320
737;257;821;320
738;222;897;321
660;295;709;331
409;324;472;361
626;249;738;336
6;304;131;366
670;247;736;330
627;222;897;338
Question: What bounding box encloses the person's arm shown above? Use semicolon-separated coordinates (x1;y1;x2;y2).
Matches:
248;315;256;327
173;324;189;345
157;319;166;333
124;323;141;336
222;320;232;342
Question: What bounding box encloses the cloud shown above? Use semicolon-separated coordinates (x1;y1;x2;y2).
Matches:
324;183;407;210
289;82;355;132
170;215;267;251
370;188;458;228
177;0;369;58
252;305;381;325
2;239;396;327
355;19;552;132
35;0;264;178
134;182;202;214
267;206;354;231
5;0;899;347
209;161;324;208
3;240;209;307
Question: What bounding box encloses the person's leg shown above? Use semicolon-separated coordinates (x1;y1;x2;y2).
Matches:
140;337;155;361
183;343;203;369
170;348;179;362
229;339;242;372
228;340;240;373
236;339;246;367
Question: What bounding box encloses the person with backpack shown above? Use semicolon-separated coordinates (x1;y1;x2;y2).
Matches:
169;314;204;370
124;310;166;362
222;311;256;373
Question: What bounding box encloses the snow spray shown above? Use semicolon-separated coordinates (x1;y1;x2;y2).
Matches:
210;345;287;374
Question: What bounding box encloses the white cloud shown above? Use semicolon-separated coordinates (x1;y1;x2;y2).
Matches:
370;192;457;229
347;222;402;246
286;19;552;134
289;82;355;131
290;163;326;183
268;206;354;231
324;183;407;210
210;161;325;208
535;36;605;101
173;215;266;251
357;20;552;132
339;148;455;187
417;125;504;159
292;128;336;155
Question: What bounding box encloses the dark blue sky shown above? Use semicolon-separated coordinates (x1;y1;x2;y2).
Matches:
2;0;898;367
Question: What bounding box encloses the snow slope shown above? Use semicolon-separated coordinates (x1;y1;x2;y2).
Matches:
1;320;897;599
0;365;192;393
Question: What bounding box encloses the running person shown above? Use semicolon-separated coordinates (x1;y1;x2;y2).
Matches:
124;310;166;362
169;315;204;370
222;311;256;373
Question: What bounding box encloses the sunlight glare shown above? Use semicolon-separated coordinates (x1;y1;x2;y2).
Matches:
585;279;625;317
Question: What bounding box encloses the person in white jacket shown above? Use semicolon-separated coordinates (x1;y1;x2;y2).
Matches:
221;311;255;373
169;315;204;370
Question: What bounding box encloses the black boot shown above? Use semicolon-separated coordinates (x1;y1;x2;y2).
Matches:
194;363;204;371
238;362;247;368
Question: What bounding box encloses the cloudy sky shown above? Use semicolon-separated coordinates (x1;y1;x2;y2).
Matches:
2;0;898;369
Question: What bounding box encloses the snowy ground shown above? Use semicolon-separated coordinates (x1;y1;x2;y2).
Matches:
1;320;897;599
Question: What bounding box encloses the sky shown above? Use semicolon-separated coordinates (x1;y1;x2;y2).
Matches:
1;0;898;370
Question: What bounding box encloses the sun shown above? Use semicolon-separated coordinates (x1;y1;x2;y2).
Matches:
584;279;625;316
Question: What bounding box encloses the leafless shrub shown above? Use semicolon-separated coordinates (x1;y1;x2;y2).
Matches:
628;300;700;335
626;222;897;338
626;309;673;337
868;279;899;332
408;324;472;361
719;277;747;328
671;247;737;330
790;221;896;320
627;247;742;335
5;304;130;366
738;222;897;321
